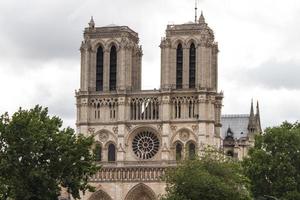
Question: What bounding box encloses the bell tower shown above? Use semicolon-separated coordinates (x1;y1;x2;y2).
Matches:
160;12;218;91
80;17;143;93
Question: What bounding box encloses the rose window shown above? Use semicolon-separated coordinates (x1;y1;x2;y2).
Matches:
132;131;160;159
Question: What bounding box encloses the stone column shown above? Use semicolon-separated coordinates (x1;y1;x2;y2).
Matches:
88;50;96;91
183;47;189;89
103;50;110;92
117;47;126;91
170;48;176;88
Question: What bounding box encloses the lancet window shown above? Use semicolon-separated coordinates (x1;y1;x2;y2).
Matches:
188;142;196;159
175;143;183;161
189;43;196;88
176;43;183;89
94;143;102;161
109;45;117;91
108;143;116;162
96;46;104;91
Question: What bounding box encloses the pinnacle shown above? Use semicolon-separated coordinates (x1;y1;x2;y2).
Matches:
199;11;205;24
89;16;95;28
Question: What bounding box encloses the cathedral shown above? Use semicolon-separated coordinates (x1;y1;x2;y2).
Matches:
75;12;261;200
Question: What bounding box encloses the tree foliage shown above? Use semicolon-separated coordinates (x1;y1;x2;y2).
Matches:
161;151;252;200
243;121;300;200
0;105;99;200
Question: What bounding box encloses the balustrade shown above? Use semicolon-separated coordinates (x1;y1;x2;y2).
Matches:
90;166;169;182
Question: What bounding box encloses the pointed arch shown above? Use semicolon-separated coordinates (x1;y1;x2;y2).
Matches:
107;143;116;162
96;45;104;91
176;43;183;89
125;183;157;200
174;140;183;161
88;189;112;200
189;42;196;88
109;45;117;91
187;140;197;159
94;142;102;161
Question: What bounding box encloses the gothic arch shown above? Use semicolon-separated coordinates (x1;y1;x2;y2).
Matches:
125;183;157;200
88;189;112;200
186;140;197;159
94;129;117;143
105;39;120;52
170;127;198;145
172;140;184;161
171;38;186;49
91;40;106;52
185;37;199;47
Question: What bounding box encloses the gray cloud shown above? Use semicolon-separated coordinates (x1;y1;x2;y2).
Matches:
0;0;300;130
229;59;300;89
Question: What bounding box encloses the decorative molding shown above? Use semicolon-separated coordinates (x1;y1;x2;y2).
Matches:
113;126;118;134
90;167;169;182
88;128;95;134
179;131;190;142
98;132;109;142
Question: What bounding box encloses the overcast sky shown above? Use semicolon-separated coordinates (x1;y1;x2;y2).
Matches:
0;0;299;129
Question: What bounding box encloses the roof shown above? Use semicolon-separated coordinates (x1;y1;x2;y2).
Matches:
221;114;249;139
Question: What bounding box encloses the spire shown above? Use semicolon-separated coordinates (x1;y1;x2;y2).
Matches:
256;101;262;133
248;99;256;132
250;99;254;118
256;101;260;117
194;0;198;23
199;10;205;24
88;16;95;29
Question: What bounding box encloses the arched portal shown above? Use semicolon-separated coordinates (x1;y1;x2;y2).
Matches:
125;183;156;200
88;190;112;200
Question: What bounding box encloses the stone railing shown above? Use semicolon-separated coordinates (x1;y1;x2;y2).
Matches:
90;166;170;182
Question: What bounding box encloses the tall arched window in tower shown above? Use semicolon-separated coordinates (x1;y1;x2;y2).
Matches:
108;143;116;162
188;142;196;160
176;43;183;89
94;143;102;161
96;46;104;91
189;43;196;88
175;143;183;161
109;45;117;91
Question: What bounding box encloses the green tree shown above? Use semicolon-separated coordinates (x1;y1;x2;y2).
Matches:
0;106;99;200
243;121;300;200
161;151;252;200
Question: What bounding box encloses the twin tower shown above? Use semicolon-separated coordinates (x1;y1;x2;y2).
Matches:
79;13;218;93
76;13;223;200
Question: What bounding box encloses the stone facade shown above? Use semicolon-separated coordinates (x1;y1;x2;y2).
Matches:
75;14;259;200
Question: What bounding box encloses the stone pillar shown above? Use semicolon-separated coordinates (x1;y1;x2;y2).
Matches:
125;48;132;90
170;48;176;88
88;50;96;91
161;124;170;161
161;95;170;121
137;52;142;90
117;47;126;91
103;50;110;92
183;47;189;89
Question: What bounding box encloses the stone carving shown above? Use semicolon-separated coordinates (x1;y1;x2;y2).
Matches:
157;124;163;132
98;132;109;142
88;128;95;134
192;125;199;131
170;125;177;132
179;131;190;141
89;98;118;107
126;124;132;131
112;126;118;134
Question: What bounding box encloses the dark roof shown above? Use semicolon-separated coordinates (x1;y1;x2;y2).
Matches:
221;114;249;139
